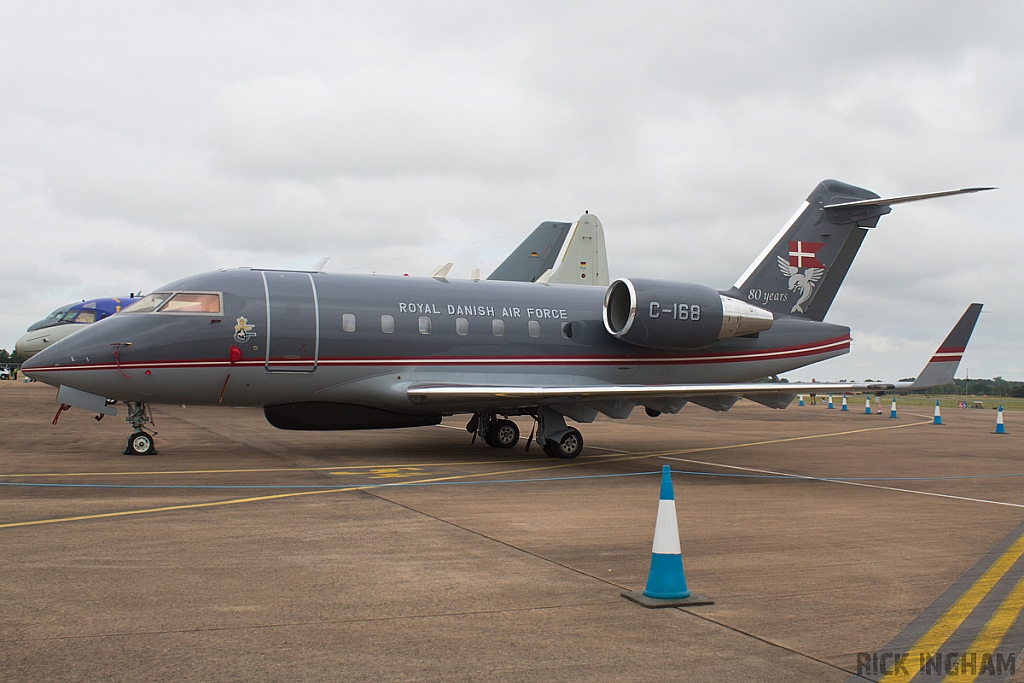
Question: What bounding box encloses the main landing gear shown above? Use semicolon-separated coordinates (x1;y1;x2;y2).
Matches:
466;408;584;459
466;412;520;449
542;427;583;459
123;401;157;456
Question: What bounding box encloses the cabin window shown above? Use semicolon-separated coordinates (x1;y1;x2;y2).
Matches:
381;314;394;334
456;317;469;336
158;292;222;314
561;322;574;339
122;293;171;313
342;313;356;332
492;319;505;337
528;320;541;338
419;316;432;334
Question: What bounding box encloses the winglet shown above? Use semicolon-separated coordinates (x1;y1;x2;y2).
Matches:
904;303;983;390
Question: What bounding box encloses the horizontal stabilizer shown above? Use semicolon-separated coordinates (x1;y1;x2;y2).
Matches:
823;187;995;210
901;303;983;390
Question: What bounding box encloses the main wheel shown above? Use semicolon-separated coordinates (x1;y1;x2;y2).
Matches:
126;431;155;456
491;419;520;449
551;428;583;459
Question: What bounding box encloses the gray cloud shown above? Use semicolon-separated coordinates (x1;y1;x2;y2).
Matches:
1;1;1020;381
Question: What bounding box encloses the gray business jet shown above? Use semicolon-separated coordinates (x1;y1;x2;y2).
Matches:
22;180;989;457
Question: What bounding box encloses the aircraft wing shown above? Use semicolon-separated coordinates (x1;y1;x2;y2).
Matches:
408;303;982;414
407;380;894;405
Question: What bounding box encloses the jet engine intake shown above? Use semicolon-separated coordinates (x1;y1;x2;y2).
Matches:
603;278;774;350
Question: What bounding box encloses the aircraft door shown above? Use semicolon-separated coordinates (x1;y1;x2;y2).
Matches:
262;271;320;373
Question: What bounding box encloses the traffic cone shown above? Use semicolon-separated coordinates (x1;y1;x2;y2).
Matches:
798;395;804;407
889;397;898;419
827;394;834;409
841;394;848;411
933;400;942;425
622;466;713;608
995;406;1006;434
864;397;872;415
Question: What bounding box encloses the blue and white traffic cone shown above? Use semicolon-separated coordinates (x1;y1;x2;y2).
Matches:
865;397;872;415
623;465;713;608
841;394;848;411
995;406;1006;434
933;400;942;425
889;397;898;419
798;395;804;407
827;394;834;409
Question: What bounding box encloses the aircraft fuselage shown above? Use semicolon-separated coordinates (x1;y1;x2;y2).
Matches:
24;268;850;417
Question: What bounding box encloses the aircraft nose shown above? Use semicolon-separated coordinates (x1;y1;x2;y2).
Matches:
19;338;62;386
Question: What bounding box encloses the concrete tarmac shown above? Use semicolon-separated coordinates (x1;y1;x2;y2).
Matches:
2;380;1023;682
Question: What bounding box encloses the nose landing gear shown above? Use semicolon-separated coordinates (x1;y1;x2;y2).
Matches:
124;402;157;456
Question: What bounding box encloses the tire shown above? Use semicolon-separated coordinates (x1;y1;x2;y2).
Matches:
127;432;154;456
552;428;583;459
491;420;520;449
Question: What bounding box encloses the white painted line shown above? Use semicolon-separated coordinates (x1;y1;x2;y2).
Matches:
659;456;1024;509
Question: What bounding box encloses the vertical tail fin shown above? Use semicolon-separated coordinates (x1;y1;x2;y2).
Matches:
905;304;983;390
727;180;889;320
541;213;610;286
487;221;572;283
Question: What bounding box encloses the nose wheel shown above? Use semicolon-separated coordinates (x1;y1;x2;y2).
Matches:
125;431;157;456
123;401;157;456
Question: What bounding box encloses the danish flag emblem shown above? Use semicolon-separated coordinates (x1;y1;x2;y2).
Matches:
788;241;825;269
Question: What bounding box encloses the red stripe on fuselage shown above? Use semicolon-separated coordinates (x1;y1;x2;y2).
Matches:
23;335;851;373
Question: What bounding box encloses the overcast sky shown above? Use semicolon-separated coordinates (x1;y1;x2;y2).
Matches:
1;1;1020;380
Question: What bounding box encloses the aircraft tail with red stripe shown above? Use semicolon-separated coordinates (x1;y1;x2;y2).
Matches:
902;303;983;390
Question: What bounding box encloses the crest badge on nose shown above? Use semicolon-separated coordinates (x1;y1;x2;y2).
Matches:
234;317;256;343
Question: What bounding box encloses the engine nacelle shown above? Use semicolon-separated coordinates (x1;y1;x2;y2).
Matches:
602;278;774;350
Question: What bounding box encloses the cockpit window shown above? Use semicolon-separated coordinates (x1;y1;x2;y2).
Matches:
123;292;223;314
122;293;172;313
158;293;222;313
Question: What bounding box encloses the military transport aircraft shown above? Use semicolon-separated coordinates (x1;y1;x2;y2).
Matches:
22;180;989;457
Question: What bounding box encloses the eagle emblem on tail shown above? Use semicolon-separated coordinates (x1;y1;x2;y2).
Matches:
777;256;824;314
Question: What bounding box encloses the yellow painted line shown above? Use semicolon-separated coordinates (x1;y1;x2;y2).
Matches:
0;457;565;479
878;533;1024;682
0;420;932;530
0;454;622;530
0;418;926;480
940;572;1024;683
